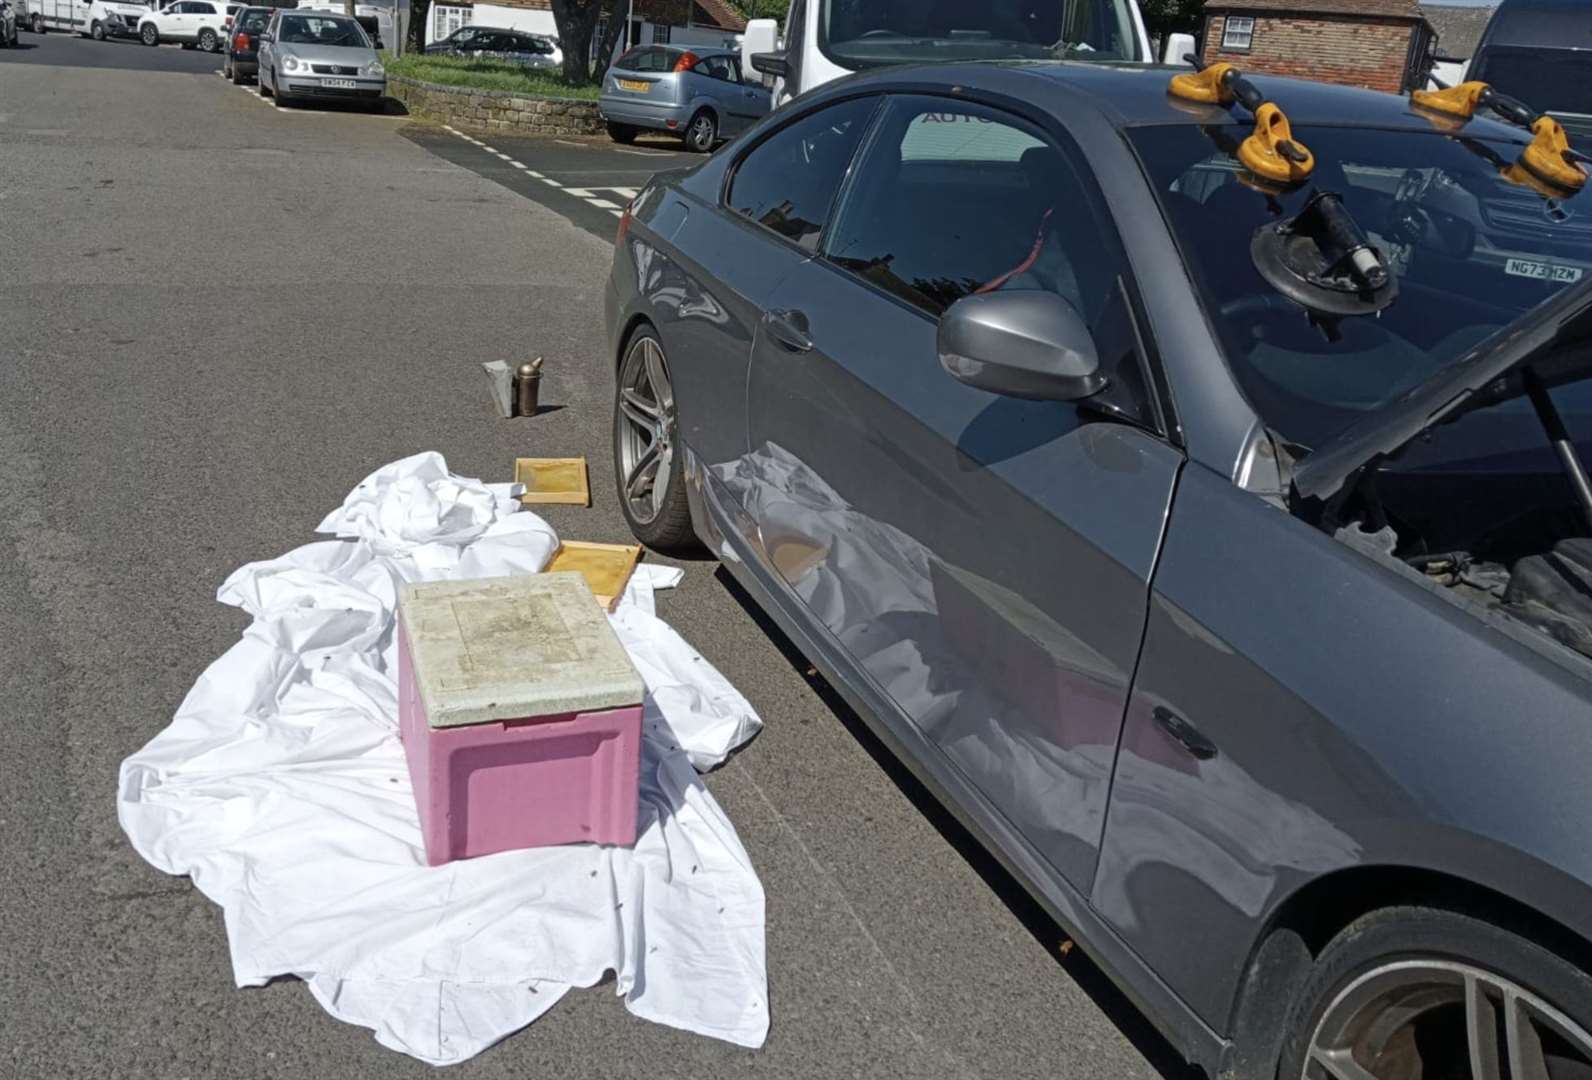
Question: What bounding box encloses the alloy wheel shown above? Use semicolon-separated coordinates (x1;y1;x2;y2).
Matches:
688;113;714;152
615;334;676;526
1305;959;1592;1079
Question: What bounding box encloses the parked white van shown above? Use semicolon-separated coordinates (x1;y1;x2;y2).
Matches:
742;0;1187;107
22;0;151;37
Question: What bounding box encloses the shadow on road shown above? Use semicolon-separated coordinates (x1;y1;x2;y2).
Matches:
714;564;1205;1080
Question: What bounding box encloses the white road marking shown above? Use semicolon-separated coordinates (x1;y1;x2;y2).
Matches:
441;125;645;226
613;147;670;157
553;139;583;147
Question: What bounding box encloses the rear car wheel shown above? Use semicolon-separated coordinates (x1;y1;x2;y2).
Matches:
32;12;45;32
197;26;215;51
139;23;156;44
684;109;716;154
90;20;104;39
1279;907;1592;1079
606;121;638;145
613;327;695;552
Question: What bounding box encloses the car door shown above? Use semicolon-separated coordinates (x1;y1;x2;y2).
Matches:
655;95;879;494
739;94;1181;893
258;8;276;72
698;55;762;135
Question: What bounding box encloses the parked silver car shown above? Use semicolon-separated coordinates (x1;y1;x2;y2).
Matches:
599;45;771;153
257;9;385;110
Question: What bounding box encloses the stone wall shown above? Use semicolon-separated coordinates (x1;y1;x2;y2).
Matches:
389;76;604;136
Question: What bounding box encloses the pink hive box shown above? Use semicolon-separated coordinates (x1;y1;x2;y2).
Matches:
396;572;646;865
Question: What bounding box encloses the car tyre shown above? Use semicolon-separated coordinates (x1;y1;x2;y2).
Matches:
683;109;716;154
259;68;272;97
89;19;104;40
613;327;696;553
32;12;45;33
606;122;638;145
1278;906;1592;1080
197;26;215;51
140;22;157;44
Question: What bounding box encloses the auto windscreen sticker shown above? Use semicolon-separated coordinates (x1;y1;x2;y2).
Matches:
1505;257;1585;284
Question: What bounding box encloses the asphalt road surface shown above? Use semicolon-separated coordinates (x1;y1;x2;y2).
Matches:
1;36;1198;1080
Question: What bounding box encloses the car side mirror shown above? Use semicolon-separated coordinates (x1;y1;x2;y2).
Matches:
259;30;270;40
750;51;788;79
937;292;1106;402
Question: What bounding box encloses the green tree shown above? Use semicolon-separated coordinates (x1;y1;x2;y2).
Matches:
729;0;790;24
1140;0;1204;40
549;0;625;84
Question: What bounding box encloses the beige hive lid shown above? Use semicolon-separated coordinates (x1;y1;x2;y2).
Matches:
399;572;645;729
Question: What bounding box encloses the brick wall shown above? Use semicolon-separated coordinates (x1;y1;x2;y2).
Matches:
1204;13;1417;94
388;77;604;136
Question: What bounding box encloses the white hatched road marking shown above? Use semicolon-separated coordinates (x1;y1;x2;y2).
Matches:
438;126;644;221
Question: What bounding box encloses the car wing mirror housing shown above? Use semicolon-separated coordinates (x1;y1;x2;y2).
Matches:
938;291;1106;402
749;51;789;79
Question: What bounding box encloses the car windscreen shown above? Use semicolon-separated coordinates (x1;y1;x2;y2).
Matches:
1472;47;1592;120
277;14;367;46
1130;123;1592;450
819;0;1141;68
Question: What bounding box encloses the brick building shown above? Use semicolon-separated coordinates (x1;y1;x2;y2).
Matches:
1201;0;1438;95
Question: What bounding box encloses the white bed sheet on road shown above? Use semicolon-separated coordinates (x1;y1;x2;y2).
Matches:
116;452;768;1066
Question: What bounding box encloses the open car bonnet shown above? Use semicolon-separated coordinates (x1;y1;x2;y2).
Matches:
1291;277;1592;502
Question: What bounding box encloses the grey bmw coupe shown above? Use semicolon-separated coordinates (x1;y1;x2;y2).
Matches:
605;59;1592;1080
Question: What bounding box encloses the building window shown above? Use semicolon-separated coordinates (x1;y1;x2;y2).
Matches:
434;4;470;40
652;22;670;44
1222;15;1254;51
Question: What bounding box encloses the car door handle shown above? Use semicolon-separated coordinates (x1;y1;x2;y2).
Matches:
763;309;812;353
1152;706;1218;761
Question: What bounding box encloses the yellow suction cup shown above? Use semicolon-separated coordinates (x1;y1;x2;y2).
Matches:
1238;103;1315;186
1513;115;1588;195
1169;62;1237;105
1411;81;1489;120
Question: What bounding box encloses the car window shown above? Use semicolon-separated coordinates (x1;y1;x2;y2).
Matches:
277;13;365;45
238;8;267;30
700;55;736;82
823;95;1155;424
726;95;879;251
616;47;664;71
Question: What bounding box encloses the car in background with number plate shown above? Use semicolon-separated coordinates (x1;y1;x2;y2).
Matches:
599;45;771;153
258;9;385;109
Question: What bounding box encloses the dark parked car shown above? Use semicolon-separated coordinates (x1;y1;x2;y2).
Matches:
600;45;771;152
424;24;557;71
605;60;1592;1078
222;4;270;83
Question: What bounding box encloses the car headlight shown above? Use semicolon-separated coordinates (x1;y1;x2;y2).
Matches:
283;55;301;71
362;59;384;77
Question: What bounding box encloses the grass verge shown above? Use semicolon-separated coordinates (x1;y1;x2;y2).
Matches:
383;52;600;99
